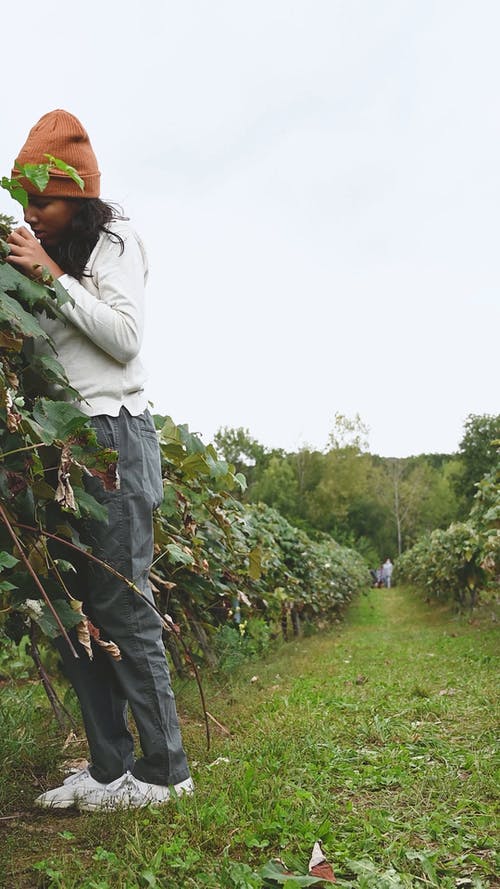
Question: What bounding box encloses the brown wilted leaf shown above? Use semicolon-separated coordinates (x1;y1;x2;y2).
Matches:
62;732;80;750
7;470;28;497
6;408;22;432
76;620;92;659
184;516;197;535
238;590;252;607
87;460;120;492
95;639;122;660
0;331;23;352
70;599;93;660
76;615;94;660
308;841;336;882
5;388;22;432
87;620;101;641
163;612;181;635
87;619;122;661
55;444;77;511
310;861;336;882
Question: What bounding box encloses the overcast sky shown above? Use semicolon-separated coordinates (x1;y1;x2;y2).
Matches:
1;1;498;457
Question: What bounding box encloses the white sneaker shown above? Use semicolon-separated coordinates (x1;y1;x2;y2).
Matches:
34;768;108;809
77;771;194;812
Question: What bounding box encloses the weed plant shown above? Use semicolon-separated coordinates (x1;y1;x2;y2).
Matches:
213;618;274;670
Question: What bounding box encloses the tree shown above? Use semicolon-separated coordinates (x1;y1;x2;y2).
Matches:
306;448;372;537
213;426;266;468
374;459;450;556
250;455;299;517
327;412;369;452
455;414;500;509
213;426;268;493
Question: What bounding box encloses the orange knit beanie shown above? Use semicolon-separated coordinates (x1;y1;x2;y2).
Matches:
13;109;100;198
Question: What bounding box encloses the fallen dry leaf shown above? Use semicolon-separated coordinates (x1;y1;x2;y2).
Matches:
62;732;80;750
238;590;252;607
207;756;230;769
308;840;336;883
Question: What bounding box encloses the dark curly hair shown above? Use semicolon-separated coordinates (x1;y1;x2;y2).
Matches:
46;198;126;279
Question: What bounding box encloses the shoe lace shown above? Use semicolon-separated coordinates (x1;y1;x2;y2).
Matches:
105;770;136;793
64;767;91;785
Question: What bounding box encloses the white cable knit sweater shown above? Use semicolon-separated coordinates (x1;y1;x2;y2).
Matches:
36;221;149;417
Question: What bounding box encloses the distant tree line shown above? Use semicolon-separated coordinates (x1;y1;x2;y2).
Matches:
214;412;500;567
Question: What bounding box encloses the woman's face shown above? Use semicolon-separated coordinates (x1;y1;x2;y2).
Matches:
24;196;77;246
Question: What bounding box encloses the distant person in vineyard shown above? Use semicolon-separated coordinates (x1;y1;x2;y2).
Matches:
6;110;193;811
382;558;394;588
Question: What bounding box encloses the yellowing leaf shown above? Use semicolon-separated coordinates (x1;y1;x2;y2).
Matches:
248;546;262;580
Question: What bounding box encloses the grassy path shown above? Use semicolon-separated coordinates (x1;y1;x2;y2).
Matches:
1;586;498;887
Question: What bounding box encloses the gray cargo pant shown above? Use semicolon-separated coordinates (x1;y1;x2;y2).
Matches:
55;407;190;787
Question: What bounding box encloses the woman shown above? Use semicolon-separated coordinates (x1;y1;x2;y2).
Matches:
6;109;193;812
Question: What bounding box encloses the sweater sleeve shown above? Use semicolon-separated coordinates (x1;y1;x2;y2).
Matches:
57;228;146;365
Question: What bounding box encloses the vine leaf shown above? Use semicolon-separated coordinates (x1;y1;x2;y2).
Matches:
13;162;50;193
0;552;19;569
32;399;92;443
44;155;85;190
0;288;51;340
258;859;322;885
21;598;83;640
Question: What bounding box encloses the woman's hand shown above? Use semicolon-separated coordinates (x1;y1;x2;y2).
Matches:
6;227;63;281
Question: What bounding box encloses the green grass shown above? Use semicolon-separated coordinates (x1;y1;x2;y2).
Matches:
0;587;498;888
